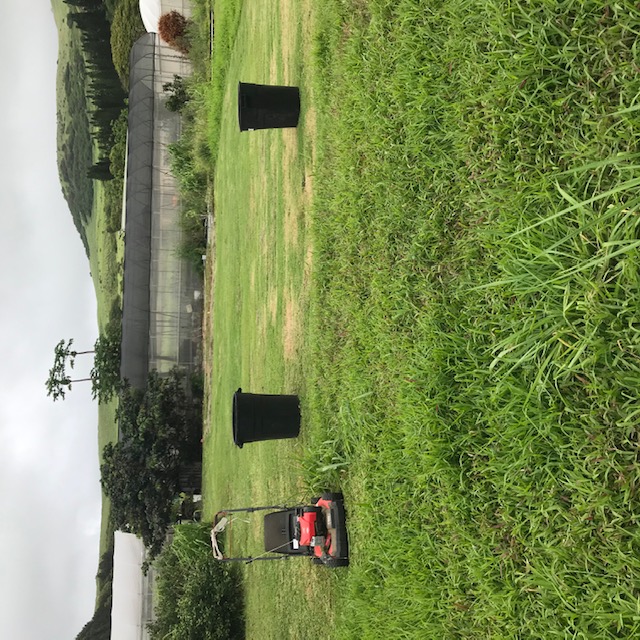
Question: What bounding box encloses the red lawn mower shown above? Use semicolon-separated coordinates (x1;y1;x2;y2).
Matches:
211;493;349;567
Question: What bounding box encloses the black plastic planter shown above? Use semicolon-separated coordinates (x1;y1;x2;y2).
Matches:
238;82;301;131
232;388;301;447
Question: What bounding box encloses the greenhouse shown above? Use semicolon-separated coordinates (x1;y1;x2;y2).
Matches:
120;33;202;391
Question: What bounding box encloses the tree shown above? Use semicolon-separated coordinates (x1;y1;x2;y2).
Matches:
91;322;122;403
109;0;146;87
45;339;94;401
162;75;189;113
45;323;122;403
87;158;114;181
64;0;127;157
100;369;202;556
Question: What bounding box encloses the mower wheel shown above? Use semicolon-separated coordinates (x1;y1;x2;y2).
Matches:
311;557;324;565
321;492;344;502
323;556;349;568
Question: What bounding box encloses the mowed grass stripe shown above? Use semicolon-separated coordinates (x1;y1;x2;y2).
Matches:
202;0;333;637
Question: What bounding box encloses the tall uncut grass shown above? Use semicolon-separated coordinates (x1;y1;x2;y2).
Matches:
305;1;640;638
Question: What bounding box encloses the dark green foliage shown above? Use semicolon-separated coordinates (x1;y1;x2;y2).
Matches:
87;158;114;181
108;108;128;179
45;340;71;401
163;75;190;112
169;137;209;275
55;0;126;254
103;179;124;233
75;599;111;640
75;543;114;640
45;338;94;401
110;0;146;88
97;228;120;296
149;524;244;640
169;137;208;196
107;296;122;328
56;45;93;255
96;544;113;585
65;0;126;162
91;321;122;402
189;371;205;399
102;0;118;22
45;325;121;403
177;208;208;275
101;369;203;557
104;107;128;233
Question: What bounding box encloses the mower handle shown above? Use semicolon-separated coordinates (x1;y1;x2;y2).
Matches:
212;504;306;563
217;555;291;564
213;504;296;526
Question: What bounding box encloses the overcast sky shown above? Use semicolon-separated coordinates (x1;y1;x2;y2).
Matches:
0;1;103;638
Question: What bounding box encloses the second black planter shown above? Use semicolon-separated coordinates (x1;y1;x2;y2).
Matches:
232;388;301;447
238;82;301;131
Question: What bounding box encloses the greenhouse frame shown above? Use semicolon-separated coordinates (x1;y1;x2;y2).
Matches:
120;33;202;391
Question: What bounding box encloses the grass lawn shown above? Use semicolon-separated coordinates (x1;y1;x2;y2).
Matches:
202;0;640;638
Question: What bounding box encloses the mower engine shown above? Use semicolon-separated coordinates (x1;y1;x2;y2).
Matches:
264;493;349;567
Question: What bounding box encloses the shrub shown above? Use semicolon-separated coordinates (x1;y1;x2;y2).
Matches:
149;524;244;640
168;137;209;275
163;75;190;112
158;11;190;54
108;109;128;180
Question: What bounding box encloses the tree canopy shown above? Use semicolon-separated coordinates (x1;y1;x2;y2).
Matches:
45;338;93;401
91;324;122;402
100;368;202;556
45;322;122;403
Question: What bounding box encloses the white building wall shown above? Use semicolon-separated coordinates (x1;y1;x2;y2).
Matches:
111;532;151;640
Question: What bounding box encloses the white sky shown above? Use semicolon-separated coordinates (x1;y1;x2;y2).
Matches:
0;1;102;638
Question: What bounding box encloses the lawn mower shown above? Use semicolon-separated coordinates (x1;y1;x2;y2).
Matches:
211;493;349;567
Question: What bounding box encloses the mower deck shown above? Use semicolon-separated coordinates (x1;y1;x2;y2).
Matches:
263;493;349;567
213;493;349;568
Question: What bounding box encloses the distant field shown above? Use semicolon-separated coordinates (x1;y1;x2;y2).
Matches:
202;0;640;638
